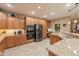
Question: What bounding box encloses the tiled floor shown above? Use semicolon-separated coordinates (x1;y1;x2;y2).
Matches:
4;38;50;56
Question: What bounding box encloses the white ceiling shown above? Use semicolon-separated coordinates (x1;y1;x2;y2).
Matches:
0;3;78;20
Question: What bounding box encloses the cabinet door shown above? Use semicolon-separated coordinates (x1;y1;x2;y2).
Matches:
14;19;19;29
14;36;19;46
39;20;48;39
6;36;14;48
14;35;26;46
39;20;47;28
7;17;15;29
18;35;26;44
14;18;24;29
43;28;47;38
26;17;35;25
19;19;24;29
0;39;5;55
0;12;7;29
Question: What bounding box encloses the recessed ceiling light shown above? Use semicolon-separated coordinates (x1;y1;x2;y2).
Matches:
31;11;35;14
66;3;71;7
7;4;13;8
38;6;41;9
73;50;78;54
67;46;71;49
44;15;47;18
51;12;55;15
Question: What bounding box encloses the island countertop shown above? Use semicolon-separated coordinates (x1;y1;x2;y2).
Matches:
64;32;79;37
47;37;79;56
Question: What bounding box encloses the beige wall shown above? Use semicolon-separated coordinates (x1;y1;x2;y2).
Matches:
50;17;71;33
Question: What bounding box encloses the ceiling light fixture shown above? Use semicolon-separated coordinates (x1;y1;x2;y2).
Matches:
51;12;55;15
66;3;71;7
73;50;78;54
74;19;77;23
7;4;13;8
38;6;41;9
31;11;35;14
67;46;71;49
74;3;78;23
68;21;71;24
44;15;47;18
68;10;71;24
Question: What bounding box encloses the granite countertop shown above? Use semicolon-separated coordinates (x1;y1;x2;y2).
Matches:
64;32;79;37
50;32;65;38
47;33;79;56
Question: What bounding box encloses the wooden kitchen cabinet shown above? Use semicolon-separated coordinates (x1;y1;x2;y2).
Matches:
43;28;47;39
0;12;7;29
7;17;24;29
18;35;26;44
26;17;48;39
7;17;15;29
26;17;35;25
19;19;24;29
0;38;6;55
14;35;27;46
39;19;47;28
6;36;14;48
14;18;24;29
39;20;48;39
5;35;27;49
50;35;62;45
14;36;19;46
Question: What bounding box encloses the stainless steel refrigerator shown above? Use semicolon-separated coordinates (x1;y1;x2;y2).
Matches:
34;24;43;42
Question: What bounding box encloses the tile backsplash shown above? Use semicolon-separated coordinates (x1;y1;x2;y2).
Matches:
0;29;25;35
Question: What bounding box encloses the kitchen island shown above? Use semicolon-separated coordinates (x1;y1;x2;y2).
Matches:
49;32;63;45
47;32;79;56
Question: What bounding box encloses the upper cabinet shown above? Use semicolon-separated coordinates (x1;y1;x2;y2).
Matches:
19;19;25;29
7;17;24;29
7;17;15;29
39;20;48;38
26;17;35;25
14;18;24;29
39;19;47;28
0;12;7;29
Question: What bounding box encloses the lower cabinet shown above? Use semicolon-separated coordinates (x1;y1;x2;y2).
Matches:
6;36;14;48
18;35;27;44
14;36;19;46
5;35;27;49
14;35;27;46
0;38;6;55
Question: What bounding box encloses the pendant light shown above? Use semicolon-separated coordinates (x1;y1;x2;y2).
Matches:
74;19;77;23
68;21;71;24
74;3;78;23
68;10;71;24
